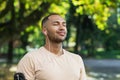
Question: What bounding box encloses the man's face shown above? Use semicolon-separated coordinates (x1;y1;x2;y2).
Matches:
43;15;67;43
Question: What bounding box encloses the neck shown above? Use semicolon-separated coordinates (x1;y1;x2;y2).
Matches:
44;41;63;56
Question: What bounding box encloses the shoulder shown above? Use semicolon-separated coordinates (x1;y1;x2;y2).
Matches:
18;47;44;63
23;47;44;57
64;49;83;62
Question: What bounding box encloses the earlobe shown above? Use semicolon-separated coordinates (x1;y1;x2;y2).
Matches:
42;28;47;36
44;31;47;36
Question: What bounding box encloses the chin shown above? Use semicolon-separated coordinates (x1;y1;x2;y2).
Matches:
54;39;65;43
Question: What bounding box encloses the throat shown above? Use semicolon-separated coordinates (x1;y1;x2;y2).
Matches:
54;49;64;56
44;45;63;56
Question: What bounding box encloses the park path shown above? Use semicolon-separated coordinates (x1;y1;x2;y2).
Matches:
84;59;120;80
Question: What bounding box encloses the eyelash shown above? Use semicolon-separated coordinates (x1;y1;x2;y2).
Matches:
53;23;66;26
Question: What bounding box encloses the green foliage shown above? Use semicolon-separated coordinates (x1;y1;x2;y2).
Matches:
27;26;45;48
95;50;120;59
0;0;120;60
0;1;6;11
72;0;117;30
65;0;120;57
49;1;70;17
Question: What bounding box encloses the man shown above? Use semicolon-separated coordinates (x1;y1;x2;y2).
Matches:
16;13;87;80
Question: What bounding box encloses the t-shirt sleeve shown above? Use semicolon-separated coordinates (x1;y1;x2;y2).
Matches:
78;56;87;80
16;53;35;80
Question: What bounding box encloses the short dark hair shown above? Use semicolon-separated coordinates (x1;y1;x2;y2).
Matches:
41;13;60;27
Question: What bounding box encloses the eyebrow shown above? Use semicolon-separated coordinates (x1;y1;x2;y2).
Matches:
52;20;66;23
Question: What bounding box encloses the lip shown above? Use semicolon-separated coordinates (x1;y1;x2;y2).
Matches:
57;32;66;36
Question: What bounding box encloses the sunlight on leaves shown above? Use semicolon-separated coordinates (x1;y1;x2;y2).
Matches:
76;6;83;14
72;0;84;6
72;0;114;30
49;2;70;17
0;1;6;11
26;26;34;32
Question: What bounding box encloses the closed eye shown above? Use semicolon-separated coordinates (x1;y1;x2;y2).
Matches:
52;21;66;27
62;22;66;27
53;22;59;26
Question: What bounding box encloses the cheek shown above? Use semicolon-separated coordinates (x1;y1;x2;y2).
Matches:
64;28;67;33
47;27;56;34
48;26;58;32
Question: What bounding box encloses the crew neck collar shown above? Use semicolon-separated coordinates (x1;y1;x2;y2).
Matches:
42;46;65;57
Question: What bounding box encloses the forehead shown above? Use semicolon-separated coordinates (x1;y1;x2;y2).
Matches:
48;15;65;22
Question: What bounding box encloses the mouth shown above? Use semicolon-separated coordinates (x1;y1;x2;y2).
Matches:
57;32;66;36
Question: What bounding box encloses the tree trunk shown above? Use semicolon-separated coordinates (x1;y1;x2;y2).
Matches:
7;40;13;63
74;24;81;53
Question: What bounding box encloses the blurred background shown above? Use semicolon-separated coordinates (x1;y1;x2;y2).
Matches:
0;0;120;80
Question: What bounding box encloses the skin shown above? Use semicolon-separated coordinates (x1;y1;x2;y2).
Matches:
42;15;67;56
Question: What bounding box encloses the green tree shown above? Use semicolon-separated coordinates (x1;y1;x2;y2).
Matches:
66;0;120;56
0;0;60;63
0;0;70;63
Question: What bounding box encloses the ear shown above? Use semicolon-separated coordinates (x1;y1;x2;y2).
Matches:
42;27;47;36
